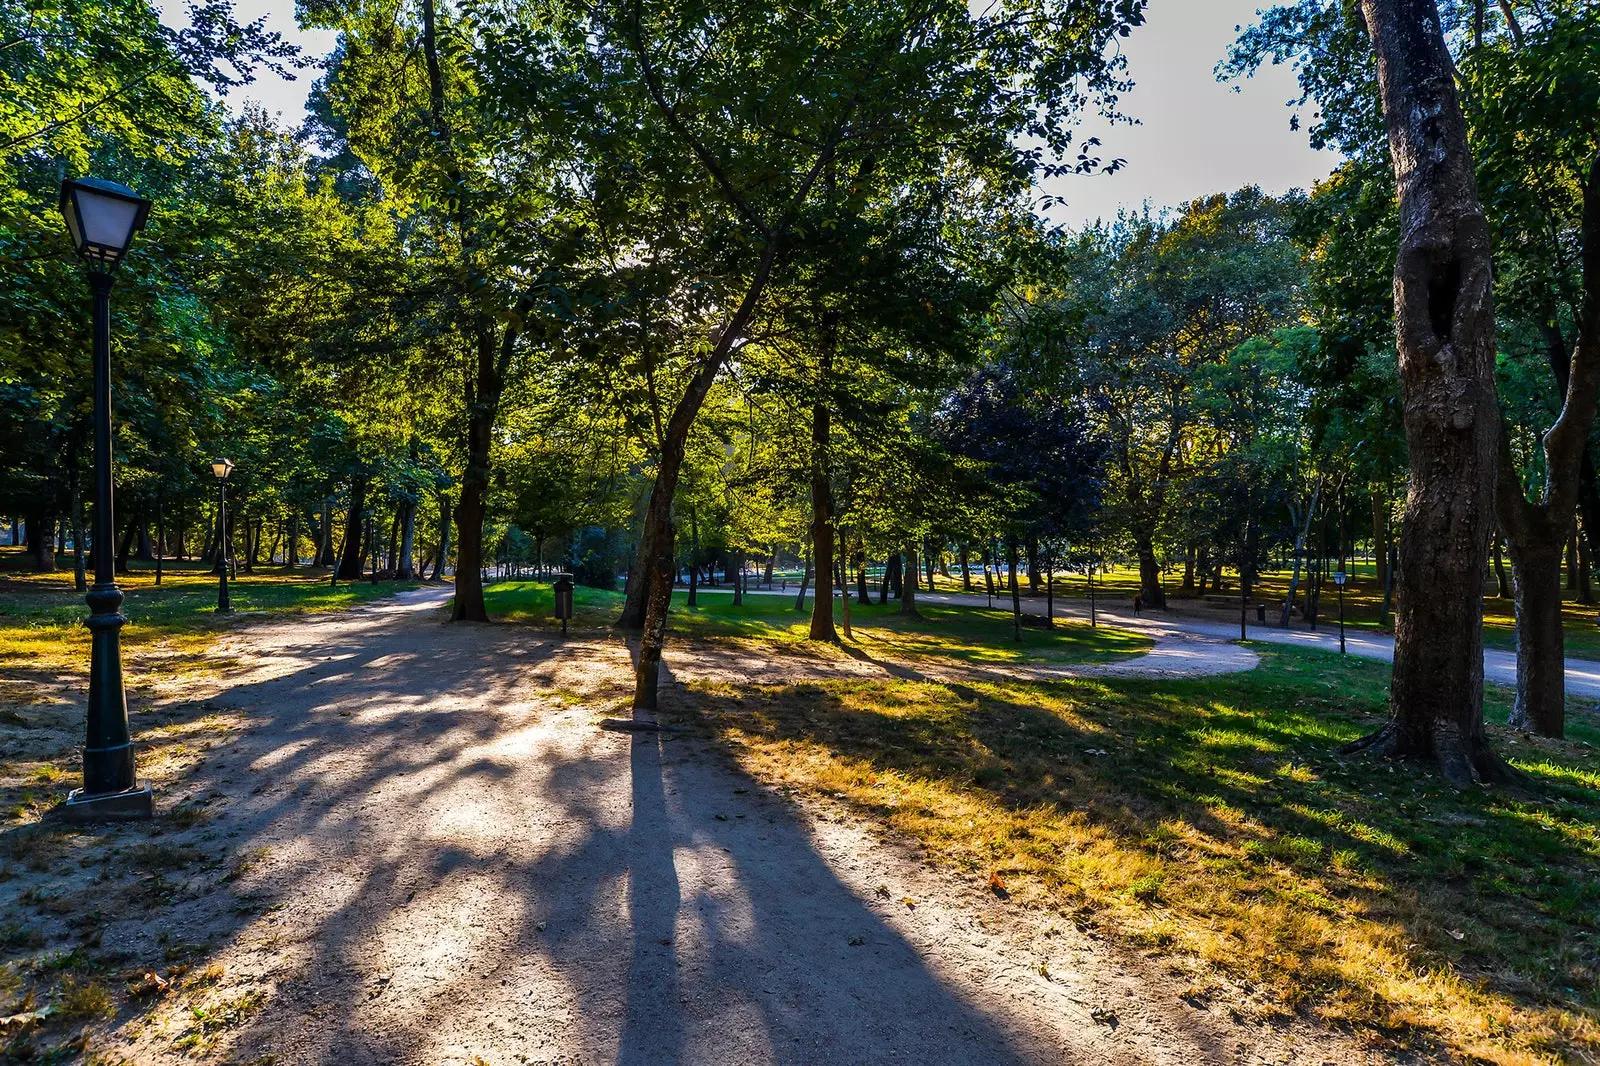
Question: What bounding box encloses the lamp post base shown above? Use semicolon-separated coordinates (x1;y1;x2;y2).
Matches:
60;782;153;822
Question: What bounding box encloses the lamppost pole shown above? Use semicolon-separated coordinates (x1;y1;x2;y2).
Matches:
216;470;231;613
59;175;153;819
81;270;138;801
1335;569;1347;655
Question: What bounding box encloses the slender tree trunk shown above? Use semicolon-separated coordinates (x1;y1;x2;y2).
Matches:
1493;532;1511;597
1281;485;1320;626
1352;0;1514;783
959;544;972;590
878;554;895;604
794;542;811;613
69;460;86;591
763;551;775;587
1580;523;1594;605
1007;537;1022;641
318;498;337;566
155;499;165;586
431;491;452;580
809;375;838;641
1183;543;1196;591
337;477;368;581
687;506;699;608
1372;495;1389;592
1045;546;1054;627
837;529;852;640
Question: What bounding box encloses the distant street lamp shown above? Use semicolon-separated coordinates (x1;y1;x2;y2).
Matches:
59;176;153;820
212;459;234;613
1334;569;1348;655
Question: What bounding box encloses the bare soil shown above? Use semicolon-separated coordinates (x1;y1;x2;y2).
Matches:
2;587;1405;1066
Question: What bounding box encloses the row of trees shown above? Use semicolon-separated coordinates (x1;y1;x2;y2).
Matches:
5;0;1597;782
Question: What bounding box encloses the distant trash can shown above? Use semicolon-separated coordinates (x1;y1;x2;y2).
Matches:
553;573;575;636
1256;603;1266;623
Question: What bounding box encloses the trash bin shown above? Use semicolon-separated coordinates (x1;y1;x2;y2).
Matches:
554;573;575;636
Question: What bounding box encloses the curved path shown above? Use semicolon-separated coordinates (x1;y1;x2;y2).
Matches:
834;587;1600;697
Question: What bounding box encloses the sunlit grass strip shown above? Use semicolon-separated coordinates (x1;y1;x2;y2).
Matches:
685;650;1600;1066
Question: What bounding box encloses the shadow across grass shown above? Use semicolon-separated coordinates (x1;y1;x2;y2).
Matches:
678;643;1600;1066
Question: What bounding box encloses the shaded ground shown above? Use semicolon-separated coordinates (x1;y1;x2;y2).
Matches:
3;587;1390;1065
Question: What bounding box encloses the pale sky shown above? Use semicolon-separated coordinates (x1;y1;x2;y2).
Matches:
182;0;1339;227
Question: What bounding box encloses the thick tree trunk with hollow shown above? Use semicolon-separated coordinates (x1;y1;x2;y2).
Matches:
1352;0;1514;783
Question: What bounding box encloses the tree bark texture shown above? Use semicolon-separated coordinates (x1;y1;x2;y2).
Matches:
900;542;919;617
1355;0;1514;783
808;347;838;641
1136;535;1164;609
337;476;368;581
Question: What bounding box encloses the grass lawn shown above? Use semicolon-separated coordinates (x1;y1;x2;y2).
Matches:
922;559;1600;661
678;643;1600;1066
0;546;419;676
480;580;1153;666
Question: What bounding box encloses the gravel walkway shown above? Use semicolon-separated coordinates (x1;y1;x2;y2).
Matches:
99;586;1394;1065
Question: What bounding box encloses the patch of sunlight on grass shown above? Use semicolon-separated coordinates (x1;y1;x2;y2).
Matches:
482;581;1153;667
683;643;1600;1065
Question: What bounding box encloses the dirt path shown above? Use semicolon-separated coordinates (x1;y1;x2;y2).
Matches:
96;587;1393;1065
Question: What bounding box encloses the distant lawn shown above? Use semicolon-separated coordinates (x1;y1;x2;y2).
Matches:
683;644;1600;1066
481;580;1152;667
925;559;1600;661
0;547;419;674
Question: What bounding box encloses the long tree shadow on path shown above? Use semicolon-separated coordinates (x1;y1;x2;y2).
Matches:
103;587;1069;1065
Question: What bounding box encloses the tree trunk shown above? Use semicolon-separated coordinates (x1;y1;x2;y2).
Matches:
1567;527;1579;590
1025;534;1040;593
687;506;699;607
808;385;838;641
900;542;920;617
763;551;775;587
115;514;137;575
732;550;745;606
1493;532;1511;597
1007;537;1022;641
1580;522;1594;605
286;513;300;569
1351;0;1514;783
1183;543;1195;591
155;500;165;586
1281;484;1320;626
431;491;452;580
959;544;972;590
879;553;897;604
317;498;337;566
337;477;368;581
1508;542;1566;736
1372;495;1389;592
794;543;811;612
1135;533;1165;609
69;460;86;591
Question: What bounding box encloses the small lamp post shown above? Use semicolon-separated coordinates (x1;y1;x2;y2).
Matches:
212;459;234;613
1334;569;1348;655
59;176;153;820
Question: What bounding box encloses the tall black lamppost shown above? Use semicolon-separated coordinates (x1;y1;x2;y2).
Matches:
59;176;153;821
212;459;234;613
1335;569;1348;654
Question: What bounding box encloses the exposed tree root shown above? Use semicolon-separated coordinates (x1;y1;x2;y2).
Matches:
1343;720;1522;788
